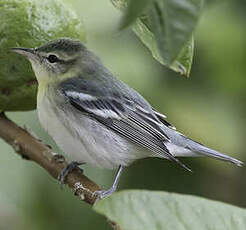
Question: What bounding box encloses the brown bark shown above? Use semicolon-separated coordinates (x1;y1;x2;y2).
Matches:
0;112;122;229
0;112;100;204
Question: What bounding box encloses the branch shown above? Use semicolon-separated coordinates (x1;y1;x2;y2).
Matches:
0;112;122;229
0;112;101;204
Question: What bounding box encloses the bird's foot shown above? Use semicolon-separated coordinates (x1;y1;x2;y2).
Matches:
93;165;124;202
94;186;117;202
57;161;84;188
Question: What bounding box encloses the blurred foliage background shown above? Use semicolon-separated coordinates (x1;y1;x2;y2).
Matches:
0;0;246;229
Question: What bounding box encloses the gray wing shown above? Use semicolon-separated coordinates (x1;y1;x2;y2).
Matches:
152;107;176;130
61;85;190;171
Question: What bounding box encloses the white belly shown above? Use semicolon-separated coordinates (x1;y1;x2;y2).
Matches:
37;94;147;169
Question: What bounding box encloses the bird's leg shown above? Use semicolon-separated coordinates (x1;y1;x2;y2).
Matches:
58;161;84;187
94;165;124;201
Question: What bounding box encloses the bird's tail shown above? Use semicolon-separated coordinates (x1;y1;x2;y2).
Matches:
186;138;243;167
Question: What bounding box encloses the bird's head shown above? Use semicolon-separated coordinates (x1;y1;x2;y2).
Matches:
12;38;87;84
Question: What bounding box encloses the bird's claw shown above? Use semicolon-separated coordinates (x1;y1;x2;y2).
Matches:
93;187;116;202
57;161;83;188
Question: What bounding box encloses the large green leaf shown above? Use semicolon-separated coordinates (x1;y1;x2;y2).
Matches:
132;18;194;76
111;0;202;77
94;190;246;230
148;0;202;64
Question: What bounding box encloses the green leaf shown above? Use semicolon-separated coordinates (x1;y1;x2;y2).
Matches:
94;190;246;230
120;0;151;29
132;18;194;76
111;0;202;76
148;0;202;64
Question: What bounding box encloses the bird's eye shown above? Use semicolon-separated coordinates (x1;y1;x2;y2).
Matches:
47;54;58;63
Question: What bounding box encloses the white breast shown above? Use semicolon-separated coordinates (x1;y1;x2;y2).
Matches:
37;90;147;169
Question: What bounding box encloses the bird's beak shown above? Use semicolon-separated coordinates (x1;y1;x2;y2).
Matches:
11;47;36;60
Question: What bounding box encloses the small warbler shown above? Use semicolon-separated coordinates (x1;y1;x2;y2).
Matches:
12;38;243;199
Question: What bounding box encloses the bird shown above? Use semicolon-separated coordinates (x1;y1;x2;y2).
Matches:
12;38;243;199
